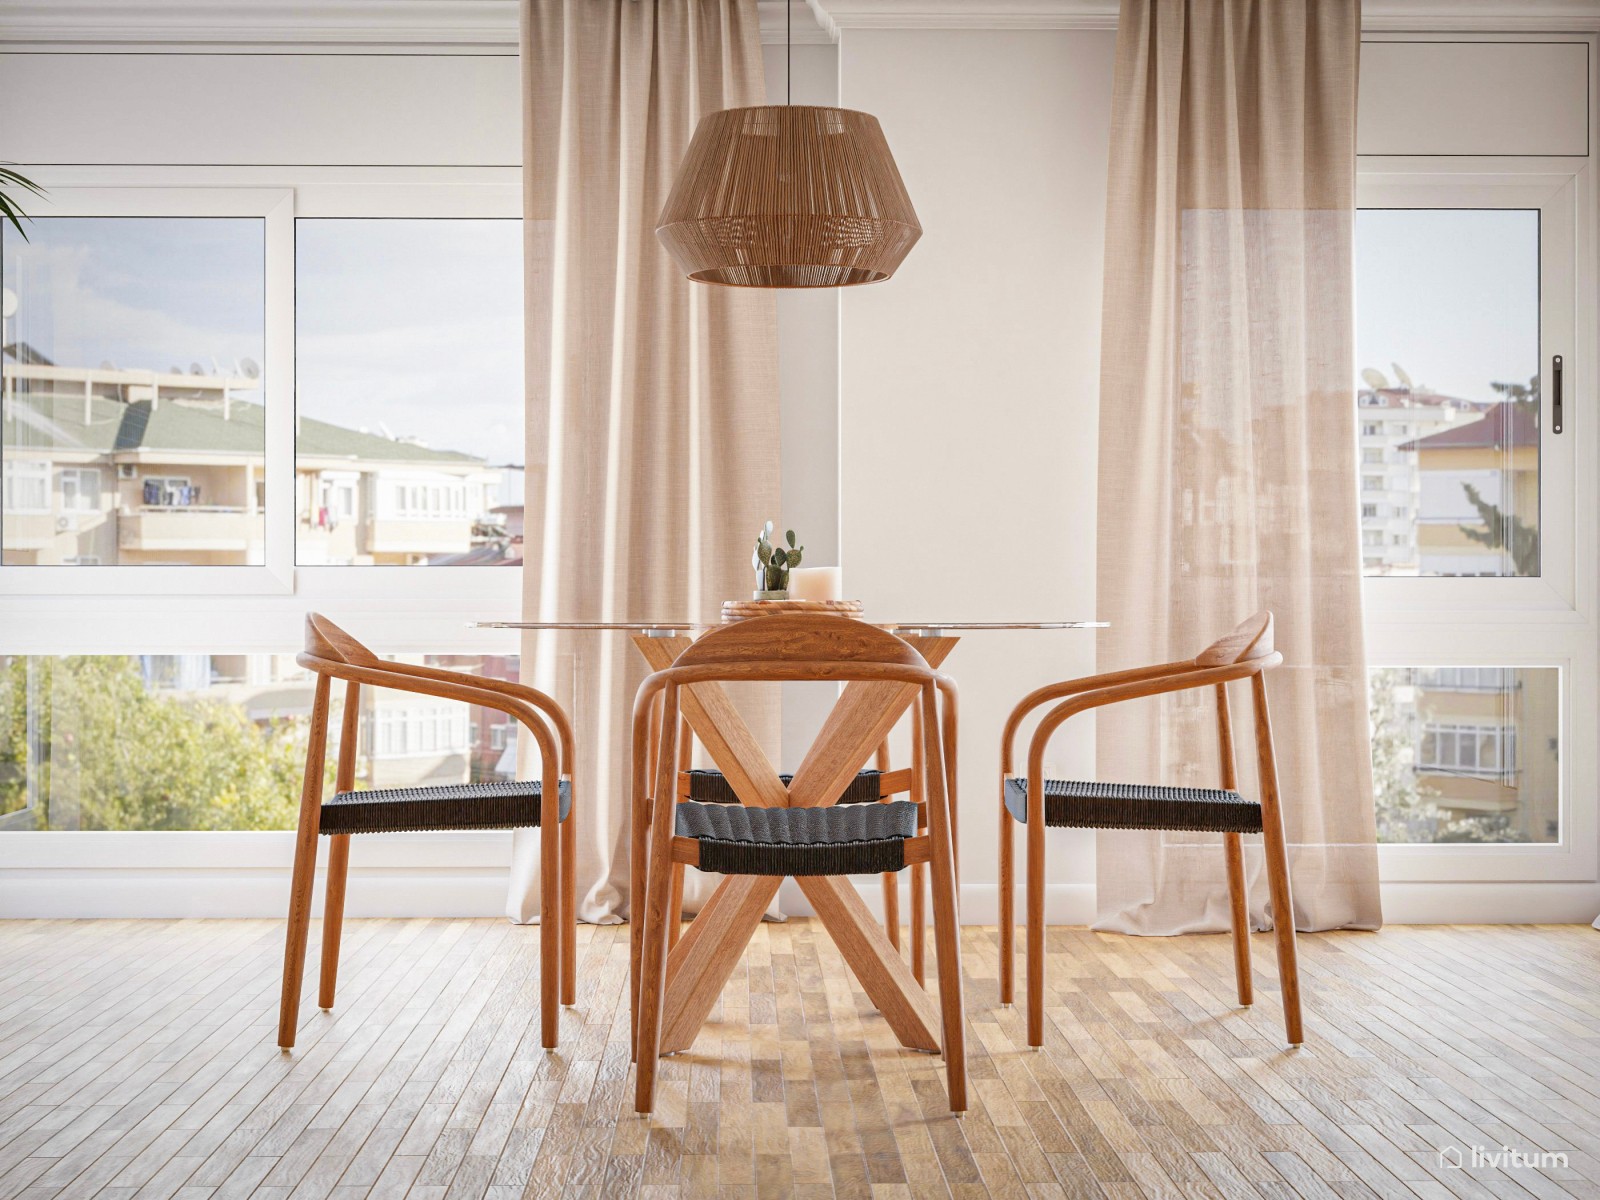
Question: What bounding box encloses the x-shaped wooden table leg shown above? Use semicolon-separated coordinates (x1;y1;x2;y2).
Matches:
633;634;958;1055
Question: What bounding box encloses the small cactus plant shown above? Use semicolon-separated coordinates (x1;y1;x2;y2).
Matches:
752;521;803;597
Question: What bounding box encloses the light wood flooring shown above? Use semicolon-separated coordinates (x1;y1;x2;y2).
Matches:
2;919;1598;1199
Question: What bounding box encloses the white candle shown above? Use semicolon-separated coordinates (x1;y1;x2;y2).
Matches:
789;566;842;602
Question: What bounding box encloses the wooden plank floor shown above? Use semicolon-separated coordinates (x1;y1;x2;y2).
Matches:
1;920;1597;1199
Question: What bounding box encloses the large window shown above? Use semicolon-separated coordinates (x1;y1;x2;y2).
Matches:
294;219;523;566
1356;165;1592;885
0;653;522;831
2;217;267;567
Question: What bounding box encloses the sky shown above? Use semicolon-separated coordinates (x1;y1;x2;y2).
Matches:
2;216;524;465
2;217;264;381
1355;208;1540;404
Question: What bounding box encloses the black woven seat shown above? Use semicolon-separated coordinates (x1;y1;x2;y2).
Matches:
684;768;882;805
676;798;918;876
320;779;572;836
1003;778;1262;833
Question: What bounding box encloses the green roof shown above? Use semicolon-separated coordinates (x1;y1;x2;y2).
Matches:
3;393;483;465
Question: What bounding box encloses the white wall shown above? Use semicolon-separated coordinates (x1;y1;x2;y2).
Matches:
828;28;1115;922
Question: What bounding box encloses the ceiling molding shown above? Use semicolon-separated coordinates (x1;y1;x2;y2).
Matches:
2;0;1597;50
804;0;1600;32
0;0;832;49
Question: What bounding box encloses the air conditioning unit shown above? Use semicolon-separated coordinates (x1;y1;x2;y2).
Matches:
117;463;137;480
56;515;79;533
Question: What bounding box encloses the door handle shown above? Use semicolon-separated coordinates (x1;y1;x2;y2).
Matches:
1553;355;1564;435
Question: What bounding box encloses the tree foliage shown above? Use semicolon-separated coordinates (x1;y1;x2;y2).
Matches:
0;656;326;831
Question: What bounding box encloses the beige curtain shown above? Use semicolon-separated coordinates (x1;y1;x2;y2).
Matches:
509;0;780;924
1095;0;1382;934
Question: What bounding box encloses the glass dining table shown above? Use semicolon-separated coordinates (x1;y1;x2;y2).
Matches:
472;616;1104;1056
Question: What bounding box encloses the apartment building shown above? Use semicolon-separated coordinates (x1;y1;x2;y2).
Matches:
1357;385;1487;575
2;359;505;565
1403;400;1540;577
1412;666;1560;842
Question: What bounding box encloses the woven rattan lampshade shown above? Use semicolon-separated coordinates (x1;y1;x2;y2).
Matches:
657;105;921;288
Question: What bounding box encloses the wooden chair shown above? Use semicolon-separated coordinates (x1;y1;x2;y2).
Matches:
629;615;965;1113
998;612;1302;1048
280;613;577;1052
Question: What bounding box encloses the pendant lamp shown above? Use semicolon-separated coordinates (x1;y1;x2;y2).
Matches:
655;6;921;288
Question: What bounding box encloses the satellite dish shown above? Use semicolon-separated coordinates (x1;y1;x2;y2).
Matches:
1391;362;1414;389
169;366;183;376
1;288;16;319
1361;367;1390;391
239;356;261;380
189;362;203;376
99;360;118;371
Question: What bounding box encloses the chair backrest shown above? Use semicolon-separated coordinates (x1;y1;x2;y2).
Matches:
1193;610;1275;668
304;613;379;667
671;613;929;676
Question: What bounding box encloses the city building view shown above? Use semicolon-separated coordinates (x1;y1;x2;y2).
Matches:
1;354;523;567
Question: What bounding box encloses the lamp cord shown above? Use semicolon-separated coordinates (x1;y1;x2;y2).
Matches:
786;0;791;105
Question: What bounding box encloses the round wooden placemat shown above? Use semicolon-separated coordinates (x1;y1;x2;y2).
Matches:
721;598;864;624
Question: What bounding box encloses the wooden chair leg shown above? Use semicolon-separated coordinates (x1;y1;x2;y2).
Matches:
1253;674;1302;1045
540;773;560;1049
1025;775;1046;1048
1215;684;1252;1007
910;706;927;986
635;687;681;1114
279;674;331;1051
922;689;966;1113
1224;832;1253;1007
999;776;1015;1006
876;741;899;949
631;690;664;1058
318;681;360;1012
318;835;350;1010
668;862;686;950
560;789;577;1006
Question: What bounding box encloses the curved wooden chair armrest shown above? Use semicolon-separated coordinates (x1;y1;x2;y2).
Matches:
357;658;576;769
1020;655;1282;786
296;652;564;786
1000;660;1194;772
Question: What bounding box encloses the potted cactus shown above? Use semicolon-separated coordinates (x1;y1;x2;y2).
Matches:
752;522;803;599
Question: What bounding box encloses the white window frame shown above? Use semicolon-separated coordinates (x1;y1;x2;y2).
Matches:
1359;157;1598;884
0;170;528;886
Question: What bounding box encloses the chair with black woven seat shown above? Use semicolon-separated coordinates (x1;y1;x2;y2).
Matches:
998;611;1303;1048
629;615;964;1114
278;613;576;1052
661;751;927;962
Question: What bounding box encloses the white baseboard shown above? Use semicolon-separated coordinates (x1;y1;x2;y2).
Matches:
6;868;1597;925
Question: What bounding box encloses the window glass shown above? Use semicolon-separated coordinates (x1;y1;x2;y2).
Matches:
1369;666;1558;844
294;219;524;565
2;217;266;566
0;653;521;830
1355;209;1540;577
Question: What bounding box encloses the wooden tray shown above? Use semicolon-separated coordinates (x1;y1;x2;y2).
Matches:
721;598;864;624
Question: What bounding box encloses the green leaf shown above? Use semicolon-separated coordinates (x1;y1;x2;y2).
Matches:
786;530;796;548
772;548;788;567
788;548;802;567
